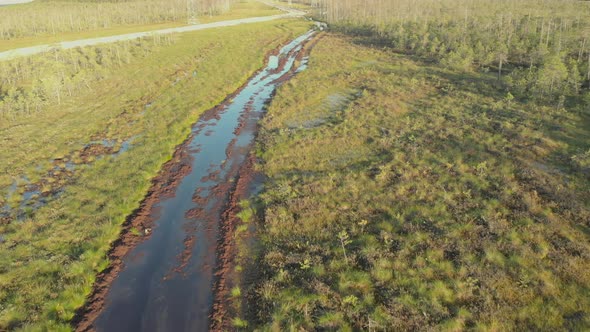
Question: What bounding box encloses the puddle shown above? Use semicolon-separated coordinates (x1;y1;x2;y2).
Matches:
141;102;153;116
268;55;279;69
326;91;355;111
0;136;138;221
285;89;360;130
88;30;316;331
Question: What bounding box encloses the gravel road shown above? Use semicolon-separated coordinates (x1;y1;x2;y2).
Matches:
0;3;305;61
0;0;33;5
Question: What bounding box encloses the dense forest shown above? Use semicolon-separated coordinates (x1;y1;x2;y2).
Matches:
0;0;233;40
296;0;590;101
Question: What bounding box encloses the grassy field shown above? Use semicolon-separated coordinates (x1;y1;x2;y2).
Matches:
0;16;310;330
0;1;281;52
250;34;590;330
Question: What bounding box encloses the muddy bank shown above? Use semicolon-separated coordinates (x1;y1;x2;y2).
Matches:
72;139;194;331
210;154;262;330
209;32;326;331
73;30;318;331
72;71;251;332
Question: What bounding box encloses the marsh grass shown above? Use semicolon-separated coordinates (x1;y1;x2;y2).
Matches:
0;17;310;330
252;34;590;330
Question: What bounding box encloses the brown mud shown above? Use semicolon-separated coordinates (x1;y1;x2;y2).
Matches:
209;32;326;331
72;79;247;331
72;30;322;331
72;140;194;331
210;154;260;330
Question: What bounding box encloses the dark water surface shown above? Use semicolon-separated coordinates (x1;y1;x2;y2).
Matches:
92;30;315;332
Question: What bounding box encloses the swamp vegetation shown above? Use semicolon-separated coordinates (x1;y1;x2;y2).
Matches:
0;0;589;330
242;0;590;330
250;33;590;330
0;11;310;329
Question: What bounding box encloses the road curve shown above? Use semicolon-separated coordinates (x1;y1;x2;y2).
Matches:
0;3;305;62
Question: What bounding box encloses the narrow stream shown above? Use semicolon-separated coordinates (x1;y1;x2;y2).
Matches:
90;30;315;331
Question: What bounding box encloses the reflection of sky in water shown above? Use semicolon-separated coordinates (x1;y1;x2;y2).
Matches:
268;55;279;69
93;30;316;332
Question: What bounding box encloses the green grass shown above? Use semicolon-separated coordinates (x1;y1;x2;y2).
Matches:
0;17;311;330
250;34;590;330
231;286;242;298
222;197;264;327
0;0;282;52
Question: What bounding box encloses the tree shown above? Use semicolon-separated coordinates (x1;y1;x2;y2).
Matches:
495;42;509;80
566;59;582;94
536;53;568;95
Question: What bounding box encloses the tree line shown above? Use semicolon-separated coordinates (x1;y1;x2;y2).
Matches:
0;0;233;40
291;0;590;101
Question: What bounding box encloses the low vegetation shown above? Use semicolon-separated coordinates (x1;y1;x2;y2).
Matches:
251;32;590;330
2;0;589;330
0;35;176;119
0;0;281;51
0;0;231;40
251;1;590;329
0;15;310;330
